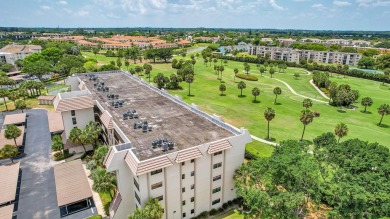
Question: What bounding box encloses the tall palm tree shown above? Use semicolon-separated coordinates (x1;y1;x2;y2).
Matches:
334;123;349;143
91;167;117;199
185;74;194;96
264;108;275;139
360;97;373;113
234;68;239;81
269;68;275;78
302;98;313;109
273;87;282;104
252;87;260;102
0;88;10;111
300;110;314;141
237;81;246;97
219;84;226;96
219;66;225;80
69;127;87;153
377;104;390;126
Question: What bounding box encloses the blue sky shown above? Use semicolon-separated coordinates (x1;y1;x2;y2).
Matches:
0;0;389;30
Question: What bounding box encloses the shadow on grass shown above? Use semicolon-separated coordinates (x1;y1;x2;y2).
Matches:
378;124;389;128
299;139;313;146
265;137;276;141
220;94;226;96
337;109;347;113
238;95;246;98
360;111;372;114
274;102;282;105
252;100;261;103
187;94;195;97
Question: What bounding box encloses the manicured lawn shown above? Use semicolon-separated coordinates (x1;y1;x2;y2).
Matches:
0;97;54;112
87;215;102;219
215;209;244;219
246;141;274;158
81;51;390;148
99;191;112;215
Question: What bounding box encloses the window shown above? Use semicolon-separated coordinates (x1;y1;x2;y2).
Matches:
151;169;162;175
151;182;163;190
182;162;185;166
214;151;222;156
182;174;185;179
182;187;185;193
191;197;195;202
183;213;186;218
182;200;186;206
72;117;77;125
191;171;195;176
213;175;221;182
71;110;75;116
191;184;195;190
156;195;163;201
135;192;140;205
212;187;221;194
133;178;139;191
191;159;194;163
212;199;220;205
213;162;222;169
191;209;194;214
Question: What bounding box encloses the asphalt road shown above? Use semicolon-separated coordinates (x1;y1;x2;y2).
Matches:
16;109;97;219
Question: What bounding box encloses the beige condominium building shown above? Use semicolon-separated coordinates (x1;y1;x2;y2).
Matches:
59;70;252;219
0;44;42;65
249;46;363;66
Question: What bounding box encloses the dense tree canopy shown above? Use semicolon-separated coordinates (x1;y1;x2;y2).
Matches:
236;134;390;218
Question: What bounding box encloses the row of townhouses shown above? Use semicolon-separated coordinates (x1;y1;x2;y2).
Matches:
54;71;252;219
249;46;363;66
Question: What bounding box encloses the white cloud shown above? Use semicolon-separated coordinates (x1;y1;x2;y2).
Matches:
40;5;51;10
57;1;68;5
356;0;390;7
312;3;327;10
106;13;120;19
74;9;89;16
333;0;352;6
269;0;285;10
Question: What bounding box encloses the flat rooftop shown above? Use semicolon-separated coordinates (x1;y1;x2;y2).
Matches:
79;72;234;161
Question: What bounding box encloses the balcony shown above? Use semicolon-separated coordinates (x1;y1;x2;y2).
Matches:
109;192;122;218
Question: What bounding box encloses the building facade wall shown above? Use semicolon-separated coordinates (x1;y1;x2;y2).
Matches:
62;108;94;139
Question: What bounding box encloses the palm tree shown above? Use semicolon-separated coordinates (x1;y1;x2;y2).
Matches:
191;59;196;72
91;167;117;199
185;74;194;96
264;62;269;70
144;198;164;219
269;68;275;78
0;88;10;111
252;87;260;102
273;87;282;104
360;97;373;113
219;66;225;81
5;125;21;146
219;84;226;96
377;104;390;126
85;121;102;146
302;98;313;109
244;63;250;75
264;108;275;139
234;68;239;81
237;81;246;97
0;144;18;163
125;60;130;71
213;58;217;67
18;88;29;100
300;110;314;141
69;127;87;153
8;91;20;104
259;66;265;76
334;123;349;143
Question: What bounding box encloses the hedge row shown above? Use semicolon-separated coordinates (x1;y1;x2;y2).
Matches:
236;73;258;81
220;55;390;84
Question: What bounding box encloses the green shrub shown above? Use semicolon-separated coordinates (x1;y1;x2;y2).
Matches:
53;151;63;161
197;211;209;218
236;73;258;81
209;208;218;215
244;150;257;160
218;207;224;212
222;203;229;209
227;200;233;206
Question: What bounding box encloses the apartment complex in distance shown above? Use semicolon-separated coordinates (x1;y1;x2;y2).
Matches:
57;71;252;219
249;46;363;66
0;44;42;64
